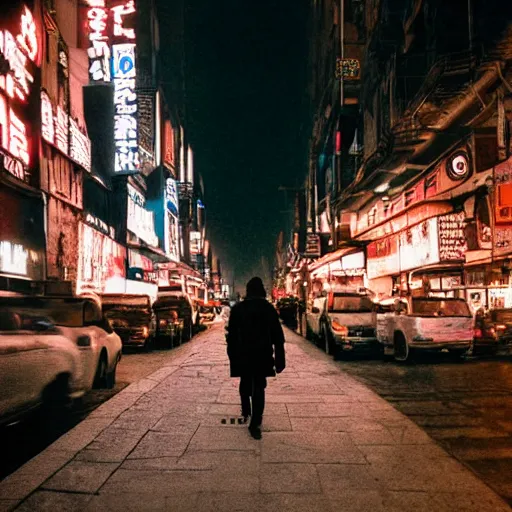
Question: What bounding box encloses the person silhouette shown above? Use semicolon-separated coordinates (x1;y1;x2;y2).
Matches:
226;277;286;439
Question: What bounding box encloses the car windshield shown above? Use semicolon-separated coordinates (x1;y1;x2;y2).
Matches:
412;298;471;317
491;310;512;323
102;296;150;308
329;295;374;313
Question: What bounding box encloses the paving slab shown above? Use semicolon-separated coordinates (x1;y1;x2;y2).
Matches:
14;491;92;512
42;461;119;493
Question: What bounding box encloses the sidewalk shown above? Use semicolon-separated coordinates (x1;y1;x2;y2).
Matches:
0;322;509;512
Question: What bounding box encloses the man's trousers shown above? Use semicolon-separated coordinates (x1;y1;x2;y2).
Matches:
239;375;267;427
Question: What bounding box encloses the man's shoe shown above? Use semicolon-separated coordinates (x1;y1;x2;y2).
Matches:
249;425;262;440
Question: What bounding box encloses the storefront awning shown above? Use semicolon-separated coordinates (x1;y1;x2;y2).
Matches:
308;246;362;273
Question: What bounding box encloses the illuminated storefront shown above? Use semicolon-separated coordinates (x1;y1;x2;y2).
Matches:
0;3;46;292
0;184;45;287
308;248;367;296
77;221;126;295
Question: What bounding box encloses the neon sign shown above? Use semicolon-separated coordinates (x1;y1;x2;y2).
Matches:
85;1;111;82
112;42;138;172
41;91;92;173
111;0;136;40
0;5;39;179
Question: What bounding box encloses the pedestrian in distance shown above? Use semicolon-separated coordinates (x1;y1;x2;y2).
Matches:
226;277;286;440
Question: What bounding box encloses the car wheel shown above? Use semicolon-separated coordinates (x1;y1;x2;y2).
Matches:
183;319;193;342
93;354;108;388
448;349;467;361
144;338;153;352
322;324;332;355
393;332;410;362
106;362;117;389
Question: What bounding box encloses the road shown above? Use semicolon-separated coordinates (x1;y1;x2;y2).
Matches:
335;350;512;505
0;345;183;481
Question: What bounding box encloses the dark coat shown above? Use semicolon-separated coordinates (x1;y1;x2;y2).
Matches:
226;297;285;378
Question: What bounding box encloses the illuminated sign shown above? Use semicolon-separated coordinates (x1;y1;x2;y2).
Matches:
85;1;111;82
85;212;115;238
190;231;201;255
438;212;468;261
0;240;28;276
112;42;138;173
163;120;175;168
111;0;136;40
336;58;361;81
77;222;126;295
41;91;92;172
367;235;400;280
164;211;180;263
0;5;40;181
399;218;439;272
165;177;179;216
127;184;158;246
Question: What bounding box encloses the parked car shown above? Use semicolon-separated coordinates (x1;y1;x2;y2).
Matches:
0;310;85;427
473;308;512;355
101;294;155;350
376;296;473;362
158;285;200;327
305;292;380;358
0;296;122;390
276;297;299;329
197;302;216;323
153;295;190;347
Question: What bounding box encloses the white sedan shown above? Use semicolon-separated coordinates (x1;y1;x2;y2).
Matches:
0;297;122;391
0;310;85;427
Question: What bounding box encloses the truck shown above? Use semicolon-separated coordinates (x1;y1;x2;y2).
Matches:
376;296;474;362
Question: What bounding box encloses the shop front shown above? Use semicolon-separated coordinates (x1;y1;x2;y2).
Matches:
76;221;126;296
367;212;468;300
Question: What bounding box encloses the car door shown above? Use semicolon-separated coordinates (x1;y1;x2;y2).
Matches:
0;313;52;419
308;296;326;336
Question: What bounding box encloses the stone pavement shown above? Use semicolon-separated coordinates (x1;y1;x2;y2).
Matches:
0;322;510;512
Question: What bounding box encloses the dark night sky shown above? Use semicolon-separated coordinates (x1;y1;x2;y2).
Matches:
181;1;309;293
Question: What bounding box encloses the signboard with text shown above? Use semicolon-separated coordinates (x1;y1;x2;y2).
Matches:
438;211;468;261
0;3;41;185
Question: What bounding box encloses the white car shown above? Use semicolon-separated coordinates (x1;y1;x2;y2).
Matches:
0;310;85;427
0;297;122;390
376;296;474;361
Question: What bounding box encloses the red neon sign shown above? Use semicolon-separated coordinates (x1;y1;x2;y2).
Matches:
0;5;39;173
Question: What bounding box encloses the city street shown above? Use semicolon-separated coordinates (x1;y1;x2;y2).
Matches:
334;351;512;505
0;322;509;512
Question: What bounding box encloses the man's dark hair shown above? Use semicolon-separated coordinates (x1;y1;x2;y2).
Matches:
246;277;266;298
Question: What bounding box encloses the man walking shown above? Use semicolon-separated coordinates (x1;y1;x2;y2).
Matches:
226;277;285;439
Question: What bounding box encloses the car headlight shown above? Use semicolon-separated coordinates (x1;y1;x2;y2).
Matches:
142;326;149;337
